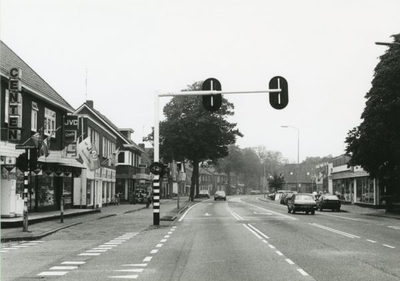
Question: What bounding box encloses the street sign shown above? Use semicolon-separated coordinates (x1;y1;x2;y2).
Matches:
269;76;289;110
202;78;222;112
150;162;164;175
15;144;35;149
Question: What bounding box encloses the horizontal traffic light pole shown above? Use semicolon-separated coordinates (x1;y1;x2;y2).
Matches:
152;76;288;225
158;89;282;97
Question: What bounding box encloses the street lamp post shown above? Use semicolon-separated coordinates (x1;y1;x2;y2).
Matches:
281;125;300;191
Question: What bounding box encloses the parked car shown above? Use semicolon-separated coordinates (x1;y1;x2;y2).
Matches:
214;191;227;201
316;194;341;212
287;193;317;215
250;190;261;195
199;190;210;198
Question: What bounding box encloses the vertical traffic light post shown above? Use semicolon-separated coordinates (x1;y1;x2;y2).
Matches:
151;76;288;225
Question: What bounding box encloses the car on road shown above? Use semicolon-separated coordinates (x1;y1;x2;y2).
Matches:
316;194;341;212
287;193;317;215
214;191;227;201
199;190;210;198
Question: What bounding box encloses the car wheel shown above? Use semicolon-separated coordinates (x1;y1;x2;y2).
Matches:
320;207;323;211
288;208;291;213
311;210;315;215
306;211;309;214
224;199;226;201
292;210;296;214
336;208;340;212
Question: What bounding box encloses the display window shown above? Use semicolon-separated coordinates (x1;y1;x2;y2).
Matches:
356;177;374;204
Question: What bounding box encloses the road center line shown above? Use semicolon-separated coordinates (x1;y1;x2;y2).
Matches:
243;224;262;239
383;244;395;249
247;224;270;239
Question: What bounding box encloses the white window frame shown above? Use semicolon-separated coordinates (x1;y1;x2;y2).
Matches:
31;102;39;131
44;108;56;137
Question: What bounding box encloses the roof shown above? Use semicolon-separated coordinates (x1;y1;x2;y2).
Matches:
75;102;145;154
0;41;75;112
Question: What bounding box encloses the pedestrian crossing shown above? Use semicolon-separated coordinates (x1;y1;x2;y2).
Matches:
35;232;138;277
1;240;45;253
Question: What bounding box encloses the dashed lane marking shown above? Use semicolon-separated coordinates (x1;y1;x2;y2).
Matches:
61;261;86;265
286;259;295;265
38;271;68;276
366;239;377;243
143;256;152;262
298;269;309;276
50;266;78;270
109;275;139;279
110;227;177;279
383;244;395;249
37;232;138;278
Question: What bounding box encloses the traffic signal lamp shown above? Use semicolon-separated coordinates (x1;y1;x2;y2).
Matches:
202;78;222;112
269;76;289;110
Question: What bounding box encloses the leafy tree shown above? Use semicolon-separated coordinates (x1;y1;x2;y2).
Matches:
268;173;285;191
148;81;242;201
214;145;244;195
240;148;262;192
345;34;400;195
301;155;333;166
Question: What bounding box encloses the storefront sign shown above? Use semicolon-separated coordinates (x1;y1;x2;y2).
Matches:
64;115;79;130
8;68;22;141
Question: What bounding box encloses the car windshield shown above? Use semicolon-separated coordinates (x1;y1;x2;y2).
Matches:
324;195;339;200
296;195;314;201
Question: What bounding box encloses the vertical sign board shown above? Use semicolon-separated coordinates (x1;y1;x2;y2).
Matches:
8;68;23;141
63;115;79;158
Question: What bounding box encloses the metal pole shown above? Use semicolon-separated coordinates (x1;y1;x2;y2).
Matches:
60;196;64;223
22;149;29;232
153;92;160;225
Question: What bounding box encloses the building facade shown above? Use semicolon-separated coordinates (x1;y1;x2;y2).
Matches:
1;41;84;216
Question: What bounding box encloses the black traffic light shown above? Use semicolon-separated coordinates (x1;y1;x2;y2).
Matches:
202;78;222;112
269;76;289;110
16;152;28;172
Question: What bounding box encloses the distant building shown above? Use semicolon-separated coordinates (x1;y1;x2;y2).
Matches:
283;164;316;193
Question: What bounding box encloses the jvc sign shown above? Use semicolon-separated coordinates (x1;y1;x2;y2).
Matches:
64;115;79;130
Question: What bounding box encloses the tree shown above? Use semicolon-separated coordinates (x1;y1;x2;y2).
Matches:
268;174;285;191
149;81;242;201
214;145;244;195
345;34;400;195
240;148;262;192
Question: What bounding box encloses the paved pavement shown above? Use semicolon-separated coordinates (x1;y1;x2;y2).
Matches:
2;195;399;242
1;197;194;242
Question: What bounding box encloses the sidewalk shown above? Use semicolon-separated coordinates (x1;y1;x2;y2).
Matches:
1;197;195;242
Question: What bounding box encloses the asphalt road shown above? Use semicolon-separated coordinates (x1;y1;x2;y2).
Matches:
2;196;400;281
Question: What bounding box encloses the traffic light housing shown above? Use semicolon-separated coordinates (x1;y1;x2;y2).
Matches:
202;78;222;112
269;76;289;110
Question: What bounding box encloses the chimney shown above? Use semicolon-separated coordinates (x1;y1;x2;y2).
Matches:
86;100;94;108
139;143;145;149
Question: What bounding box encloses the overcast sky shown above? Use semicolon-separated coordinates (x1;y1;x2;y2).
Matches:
1;0;399;163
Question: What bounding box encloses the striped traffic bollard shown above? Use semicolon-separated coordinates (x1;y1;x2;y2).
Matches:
23;171;29;232
153;175;160;225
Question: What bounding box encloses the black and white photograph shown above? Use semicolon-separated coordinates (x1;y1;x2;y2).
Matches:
1;0;400;280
